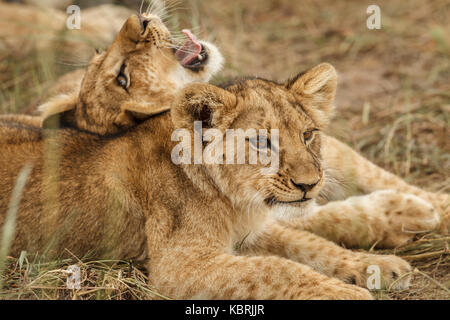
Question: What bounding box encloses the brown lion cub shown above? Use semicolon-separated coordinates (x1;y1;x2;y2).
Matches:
1;63;416;299
4;13;223;136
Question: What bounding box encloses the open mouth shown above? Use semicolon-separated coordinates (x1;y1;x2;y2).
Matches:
174;29;208;71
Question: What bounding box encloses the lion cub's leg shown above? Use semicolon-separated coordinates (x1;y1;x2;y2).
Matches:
242;222;412;290
149;243;372;299
322;135;449;233
286;191;440;248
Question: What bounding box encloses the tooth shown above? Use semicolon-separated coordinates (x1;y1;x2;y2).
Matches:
198;54;203;61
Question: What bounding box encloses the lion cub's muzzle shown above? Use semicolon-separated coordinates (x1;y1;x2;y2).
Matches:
139;14;162;34
266;170;324;206
139;15;170;43
290;179;320;202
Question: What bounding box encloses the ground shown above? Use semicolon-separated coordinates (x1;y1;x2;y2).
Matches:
0;0;448;300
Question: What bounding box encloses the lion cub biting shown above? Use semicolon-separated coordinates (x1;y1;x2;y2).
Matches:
1;13;223;136
1;63;416;299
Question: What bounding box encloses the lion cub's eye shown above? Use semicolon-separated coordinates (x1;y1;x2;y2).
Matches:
248;137;271;150
117;76;127;88
116;64;128;90
303;130;314;142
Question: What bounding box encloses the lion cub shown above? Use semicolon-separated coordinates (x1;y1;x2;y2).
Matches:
1;63;417;299
3;13;223;136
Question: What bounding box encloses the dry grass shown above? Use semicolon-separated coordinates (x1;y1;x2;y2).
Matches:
373;233;449;300
0;0;449;300
0;254;163;300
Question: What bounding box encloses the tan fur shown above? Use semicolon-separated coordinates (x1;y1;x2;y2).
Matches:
0;114;42;128
284;190;440;248
322;136;449;235
1;13;223;136
288;135;449;244
0;64;401;299
242;222;411;290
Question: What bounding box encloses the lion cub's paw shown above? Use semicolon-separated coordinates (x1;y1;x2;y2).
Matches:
370;190;440;246
337;253;412;291
364;254;412;290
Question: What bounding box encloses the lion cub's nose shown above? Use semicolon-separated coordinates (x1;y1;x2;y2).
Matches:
139;14;162;29
290;179;318;192
139;16;152;31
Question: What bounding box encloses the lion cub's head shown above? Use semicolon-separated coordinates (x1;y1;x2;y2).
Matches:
40;14;223;135
172;63;337;214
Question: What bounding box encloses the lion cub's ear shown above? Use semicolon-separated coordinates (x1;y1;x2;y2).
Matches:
286;63;337;128
39;94;78;129
172;83;237;130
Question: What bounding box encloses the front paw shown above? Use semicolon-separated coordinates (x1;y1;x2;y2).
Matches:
362;254;412;290
371;190;440;247
335;253;412;290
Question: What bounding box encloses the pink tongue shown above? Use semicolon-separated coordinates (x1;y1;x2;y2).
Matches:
174;29;202;66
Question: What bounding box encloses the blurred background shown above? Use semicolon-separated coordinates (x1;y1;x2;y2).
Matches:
0;0;448;300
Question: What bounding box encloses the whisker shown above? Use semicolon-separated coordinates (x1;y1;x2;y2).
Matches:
150;0;170;17
139;0;145;16
161;46;200;55
56;62;89;67
170;27;203;35
158;0;182;12
146;0;153;15
155;46;178;65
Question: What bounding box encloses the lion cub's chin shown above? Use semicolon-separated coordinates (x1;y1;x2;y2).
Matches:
197;41;224;82
269;200;318;221
172;40;224;89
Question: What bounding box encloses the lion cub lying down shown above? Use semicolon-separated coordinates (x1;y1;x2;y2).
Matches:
1;63;420;299
1;13;223;136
